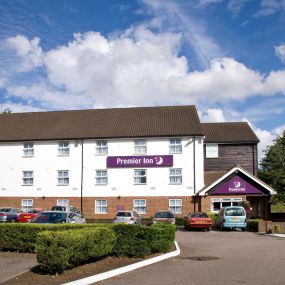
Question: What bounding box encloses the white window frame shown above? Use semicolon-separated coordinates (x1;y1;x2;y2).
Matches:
211;198;243;212
95;199;108;214
21;199;33;211
58;141;70;156
22;171;34;185
206;144;219;158
95;170;108;185
169;199;182;214
57;199;69;206
134;169;147;185
133;199;146;214
134;139;147;154
23;142;34;157
169;138;182;153
57;170;69;186
96;140;108;155
169;168;182;185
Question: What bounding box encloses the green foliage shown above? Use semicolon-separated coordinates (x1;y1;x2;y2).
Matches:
246;219;262;232
258;132;285;201
271;202;285;213
175;218;184;226
207;213;218;227
36;227;115;274
0;223;107;252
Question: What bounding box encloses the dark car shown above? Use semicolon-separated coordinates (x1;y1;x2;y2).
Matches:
184;212;212;231
31;211;86;224
50;205;80;213
0;207;22;222
153;211;176;224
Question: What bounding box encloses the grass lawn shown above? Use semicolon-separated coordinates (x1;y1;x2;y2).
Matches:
271;202;285;213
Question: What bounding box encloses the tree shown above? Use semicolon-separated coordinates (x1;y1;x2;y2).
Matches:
0;108;12;114
258;131;285;202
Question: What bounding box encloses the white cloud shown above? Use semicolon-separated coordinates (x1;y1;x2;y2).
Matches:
275;44;285;64
254;0;285;17
200;108;226;122
5;35;43;72
196;0;223;8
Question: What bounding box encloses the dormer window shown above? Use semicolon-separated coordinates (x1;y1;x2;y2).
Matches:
134;139;147;154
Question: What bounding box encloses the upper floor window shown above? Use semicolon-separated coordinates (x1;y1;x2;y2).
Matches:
23;142;34;157
58;141;69;156
57;199;69;206
134;139;147;154
133;199;146;214
96;141;108;155
169;168;182;184
206;144;219;158
95;170;108;185
169;199;182;214
22;171;33;185
21;199;33;211
169;138;182;153
134;169;147;185
57;170;69;186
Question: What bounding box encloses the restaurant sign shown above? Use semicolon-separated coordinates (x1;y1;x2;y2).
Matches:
107;155;173;168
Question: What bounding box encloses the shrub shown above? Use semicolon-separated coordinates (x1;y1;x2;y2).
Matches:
36;227;115;274
175;218;184;226
207;213;218;227
246;219;263;232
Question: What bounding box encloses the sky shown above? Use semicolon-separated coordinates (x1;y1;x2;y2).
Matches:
0;0;284;160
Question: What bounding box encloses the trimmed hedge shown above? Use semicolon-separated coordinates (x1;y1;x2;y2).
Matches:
0;223;108;252
246;219;263;232
36;227;115;274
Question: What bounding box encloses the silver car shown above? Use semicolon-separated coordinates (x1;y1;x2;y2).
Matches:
113;211;141;224
0;207;21;222
30;211;86;224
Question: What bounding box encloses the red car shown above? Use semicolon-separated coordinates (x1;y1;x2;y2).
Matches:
184;212;213;231
18;208;43;223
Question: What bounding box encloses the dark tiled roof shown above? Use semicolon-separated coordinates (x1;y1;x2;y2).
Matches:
204;171;227;188
202;122;259;143
0;105;203;142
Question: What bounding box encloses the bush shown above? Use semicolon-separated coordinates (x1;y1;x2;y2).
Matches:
36;227;115;274
0;223;107;252
246;219;263;232
175;218;184;226
207;213;218;227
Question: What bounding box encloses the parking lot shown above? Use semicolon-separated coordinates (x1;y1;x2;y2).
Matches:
100;229;285;285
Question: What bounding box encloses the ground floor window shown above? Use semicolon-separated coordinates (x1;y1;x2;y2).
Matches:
211;198;243;212
95;199;107;214
21;199;33;211
169;199;182;214
133;199;146;214
57;199;69;206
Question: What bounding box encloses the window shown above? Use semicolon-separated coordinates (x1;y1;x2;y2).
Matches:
211;198;242;212
169;168;182;184
134;139;147;154
21;199;33;211
95;200;107;214
57;170;69;185
169;199;182;214
134;169;147;184
96;141;108;155
133;199;146;214
206;144;219;158
22;171;33;185
23;142;34;157
58;141;69;156
169;138;182;153
95;170;108;185
57;199;69;206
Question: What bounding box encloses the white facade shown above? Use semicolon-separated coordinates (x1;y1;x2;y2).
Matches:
0;136;204;199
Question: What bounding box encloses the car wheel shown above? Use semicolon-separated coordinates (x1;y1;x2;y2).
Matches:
241;228;246;232
207;227;210;231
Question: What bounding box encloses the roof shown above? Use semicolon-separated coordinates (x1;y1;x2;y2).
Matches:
202;122;259;143
204;171;227;188
0;105;203;142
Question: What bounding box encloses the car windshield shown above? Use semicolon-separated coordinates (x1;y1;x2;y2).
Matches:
116;212;131;217
51;206;66;211
191;212;208;218
225;208;245;216
154;212;174;218
32;212;67;223
28;209;40;214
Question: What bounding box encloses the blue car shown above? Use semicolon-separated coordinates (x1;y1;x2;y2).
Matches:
216;206;247;231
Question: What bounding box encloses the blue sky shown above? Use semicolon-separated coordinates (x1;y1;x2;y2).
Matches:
0;0;285;156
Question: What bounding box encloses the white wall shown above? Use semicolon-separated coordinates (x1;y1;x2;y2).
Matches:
0;136;204;198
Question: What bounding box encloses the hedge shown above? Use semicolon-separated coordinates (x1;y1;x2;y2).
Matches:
36;227;115;274
0;223;109;252
246;219;263;232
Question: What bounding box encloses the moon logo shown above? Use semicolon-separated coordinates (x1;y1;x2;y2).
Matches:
155;156;163;165
233;181;241;188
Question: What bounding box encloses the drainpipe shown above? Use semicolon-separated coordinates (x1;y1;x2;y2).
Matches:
80;139;84;214
193;136;196;211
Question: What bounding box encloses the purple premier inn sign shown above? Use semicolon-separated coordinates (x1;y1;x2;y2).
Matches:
211;175;263;195
107;155;173;168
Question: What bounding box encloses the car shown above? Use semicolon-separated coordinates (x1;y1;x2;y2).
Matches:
184;212;213;231
113;211;141;224
153;211;176;224
18;208;43;223
0;207;22;222
30;211;86;224
50;205;80;213
215;206;247;231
